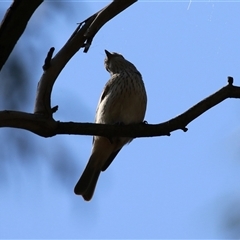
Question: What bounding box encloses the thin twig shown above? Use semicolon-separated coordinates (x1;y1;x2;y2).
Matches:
42;47;55;71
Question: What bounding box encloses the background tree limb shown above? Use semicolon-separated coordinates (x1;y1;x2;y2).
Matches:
0;0;43;70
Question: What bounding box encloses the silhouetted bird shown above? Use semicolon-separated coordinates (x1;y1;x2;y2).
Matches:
74;50;147;201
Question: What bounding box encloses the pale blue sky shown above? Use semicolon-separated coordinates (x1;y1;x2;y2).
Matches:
0;1;240;238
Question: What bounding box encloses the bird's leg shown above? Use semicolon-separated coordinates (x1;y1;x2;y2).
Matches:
107;121;125;144
114;121;125;126
107;137;114;144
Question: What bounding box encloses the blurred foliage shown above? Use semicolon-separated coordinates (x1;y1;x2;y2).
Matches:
223;198;240;238
0;1;86;190
0;50;29;110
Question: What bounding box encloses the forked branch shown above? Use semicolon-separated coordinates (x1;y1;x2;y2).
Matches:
33;0;137;117
0;1;239;140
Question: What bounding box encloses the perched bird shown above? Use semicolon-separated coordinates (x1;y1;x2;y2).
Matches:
74;50;147;201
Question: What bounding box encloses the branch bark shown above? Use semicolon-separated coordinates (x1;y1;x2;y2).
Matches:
1;79;239;138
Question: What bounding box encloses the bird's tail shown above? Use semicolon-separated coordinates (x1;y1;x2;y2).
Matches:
74;153;101;201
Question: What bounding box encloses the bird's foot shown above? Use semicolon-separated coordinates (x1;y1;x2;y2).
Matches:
107;122;125;144
114;121;125;126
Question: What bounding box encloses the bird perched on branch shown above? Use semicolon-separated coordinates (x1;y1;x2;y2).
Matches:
74;50;147;201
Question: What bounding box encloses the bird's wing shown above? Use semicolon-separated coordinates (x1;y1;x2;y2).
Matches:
94;75;116;122
92;77;114;144
100;81;111;103
101;148;122;171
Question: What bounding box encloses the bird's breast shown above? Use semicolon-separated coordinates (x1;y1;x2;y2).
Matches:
96;72;147;124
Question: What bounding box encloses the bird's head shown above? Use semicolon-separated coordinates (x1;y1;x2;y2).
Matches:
104;50;138;75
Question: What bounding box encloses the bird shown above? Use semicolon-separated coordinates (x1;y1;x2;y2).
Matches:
74;50;147;201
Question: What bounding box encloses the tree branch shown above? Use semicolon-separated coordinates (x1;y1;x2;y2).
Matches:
82;0;137;52
33;0;137;117
0;2;239;141
0;0;43;70
1;79;239;138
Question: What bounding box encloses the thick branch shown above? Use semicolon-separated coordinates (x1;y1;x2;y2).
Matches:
0;111;57;137
33;0;137;117
1;81;240;138
0;0;43;70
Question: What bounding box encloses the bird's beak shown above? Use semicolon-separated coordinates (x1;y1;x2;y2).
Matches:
105;49;112;58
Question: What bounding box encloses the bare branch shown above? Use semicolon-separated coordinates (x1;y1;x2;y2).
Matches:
0;0;43;70
2;80;240;138
83;0;137;51
33;0;137;117
57;80;240;138
0;110;57;137
0;1;238;143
